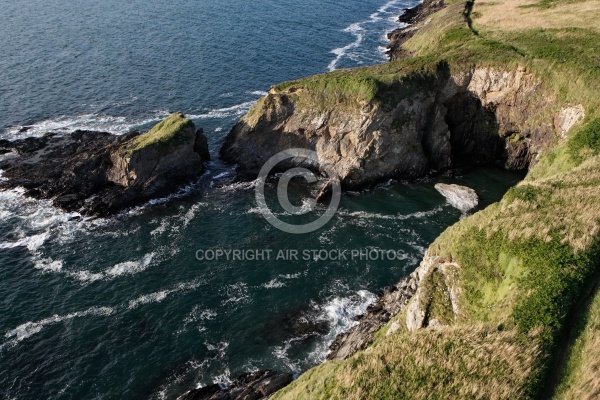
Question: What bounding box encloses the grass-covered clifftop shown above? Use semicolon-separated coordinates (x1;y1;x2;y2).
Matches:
268;0;600;398
118;112;195;158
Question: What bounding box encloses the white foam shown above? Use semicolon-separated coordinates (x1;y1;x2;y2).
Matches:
34;258;64;273
328;30;365;72
128;291;168;309
1;112;170;140
279;271;305;280
218;179;259;192
306;290;376;364
150;220;170;236
262;279;285;289
188;101;256;120
128;280;203;310
338;206;443;222
67;252;155;283
248;90;268;96
221;282;250;306
1;306;114;351
184;306;218;324
0;231;50;252
213;171;232;180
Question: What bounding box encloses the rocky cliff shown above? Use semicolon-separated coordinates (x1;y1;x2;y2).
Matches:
222;64;557;188
0;112;209;216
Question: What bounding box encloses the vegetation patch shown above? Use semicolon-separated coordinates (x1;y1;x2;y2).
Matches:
120;112;194;158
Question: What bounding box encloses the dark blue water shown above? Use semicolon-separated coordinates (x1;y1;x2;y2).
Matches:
0;1;524;399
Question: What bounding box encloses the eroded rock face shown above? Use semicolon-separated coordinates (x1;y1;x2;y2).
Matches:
221;66;562;188
108;113;204;189
434;183;478;213
0;113;209;216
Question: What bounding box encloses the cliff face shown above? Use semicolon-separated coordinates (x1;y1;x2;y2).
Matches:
222;65;557;188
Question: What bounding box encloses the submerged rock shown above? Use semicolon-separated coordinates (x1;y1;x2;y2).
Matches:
0;112;209;216
177;370;292;400
434;183;478;213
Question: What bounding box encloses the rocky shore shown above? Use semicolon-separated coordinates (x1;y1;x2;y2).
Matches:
177;370;292;400
0;112;209;217
327;274;418;360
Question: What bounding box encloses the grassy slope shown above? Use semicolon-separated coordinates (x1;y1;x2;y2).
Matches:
273;0;600;398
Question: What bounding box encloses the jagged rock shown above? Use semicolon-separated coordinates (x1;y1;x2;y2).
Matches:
554;105;585;139
434;183;478;213
0;112;209;216
177;370;293;400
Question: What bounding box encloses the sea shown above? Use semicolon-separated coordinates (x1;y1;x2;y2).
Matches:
0;0;523;398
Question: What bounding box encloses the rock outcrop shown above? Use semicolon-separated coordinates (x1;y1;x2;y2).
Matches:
221;65;556;188
0;112;209;216
177;370;292;400
434;183;478;213
326;250;462;361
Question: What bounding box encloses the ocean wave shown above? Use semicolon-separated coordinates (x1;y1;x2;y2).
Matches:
310;290;376;363
337;205;444;221
271;289;376;372
183;306;218;325
34;258;64;273
0;112;170;140
0;306;114;352
248;90;268;96
67;252;156;283
0;231;50;252
128;280;203;310
188;100;256;120
327;0;416;71
220;282;250;307
0;279;203;352
262;279;286;289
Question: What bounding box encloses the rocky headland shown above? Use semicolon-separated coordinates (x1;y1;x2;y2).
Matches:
0;112;209;217
218;0;600;399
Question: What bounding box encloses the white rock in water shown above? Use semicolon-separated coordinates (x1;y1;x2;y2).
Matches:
434;183;478;213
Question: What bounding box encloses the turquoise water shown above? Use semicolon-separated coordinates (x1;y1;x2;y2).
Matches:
0;1;524;399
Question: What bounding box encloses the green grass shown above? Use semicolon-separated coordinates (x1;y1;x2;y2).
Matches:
120;112;194;157
274;325;545;400
554;284;600;399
